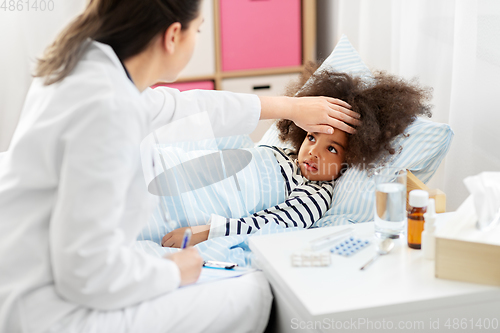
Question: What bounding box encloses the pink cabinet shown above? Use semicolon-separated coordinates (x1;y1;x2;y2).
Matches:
152;81;215;91
220;0;302;71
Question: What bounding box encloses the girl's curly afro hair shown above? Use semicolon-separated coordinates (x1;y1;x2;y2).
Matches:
277;62;433;169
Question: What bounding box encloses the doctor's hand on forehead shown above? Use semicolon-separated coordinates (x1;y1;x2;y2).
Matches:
259;95;360;135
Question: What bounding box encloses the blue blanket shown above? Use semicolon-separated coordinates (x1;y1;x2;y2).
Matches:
137;136;291;267
135;223;300;267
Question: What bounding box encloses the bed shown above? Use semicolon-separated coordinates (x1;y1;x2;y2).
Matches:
134;35;454;267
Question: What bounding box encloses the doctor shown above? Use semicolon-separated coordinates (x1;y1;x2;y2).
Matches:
0;0;359;332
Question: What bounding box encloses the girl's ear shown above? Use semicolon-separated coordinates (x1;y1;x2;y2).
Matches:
162;22;182;54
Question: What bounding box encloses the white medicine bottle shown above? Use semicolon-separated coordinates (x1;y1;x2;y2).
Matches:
422;198;437;260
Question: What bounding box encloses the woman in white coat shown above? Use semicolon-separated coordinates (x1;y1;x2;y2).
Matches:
0;0;359;332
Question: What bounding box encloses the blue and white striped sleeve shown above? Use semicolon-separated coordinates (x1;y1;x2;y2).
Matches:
207;181;334;239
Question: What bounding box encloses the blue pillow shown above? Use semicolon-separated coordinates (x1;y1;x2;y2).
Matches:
318;118;453;226
257;35;454;226
305;34;373;84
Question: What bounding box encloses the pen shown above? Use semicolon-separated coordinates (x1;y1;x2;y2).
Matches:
181;228;192;249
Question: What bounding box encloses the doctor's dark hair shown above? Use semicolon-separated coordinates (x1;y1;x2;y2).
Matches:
277;63;433;169
34;0;202;85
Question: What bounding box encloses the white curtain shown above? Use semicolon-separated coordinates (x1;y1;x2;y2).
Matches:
0;1;86;152
319;0;500;211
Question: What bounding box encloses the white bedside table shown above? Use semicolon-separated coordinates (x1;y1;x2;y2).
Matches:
249;215;500;333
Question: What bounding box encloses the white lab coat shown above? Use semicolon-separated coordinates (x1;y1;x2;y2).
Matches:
0;41;265;333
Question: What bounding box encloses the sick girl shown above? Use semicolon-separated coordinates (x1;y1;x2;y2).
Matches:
162;63;432;247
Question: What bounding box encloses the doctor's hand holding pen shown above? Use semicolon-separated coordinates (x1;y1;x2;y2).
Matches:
165;247;204;286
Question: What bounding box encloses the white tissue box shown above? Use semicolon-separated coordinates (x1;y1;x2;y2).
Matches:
435;195;500;286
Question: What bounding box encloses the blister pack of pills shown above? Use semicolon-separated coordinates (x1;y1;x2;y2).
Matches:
330;236;371;257
291;251;331;267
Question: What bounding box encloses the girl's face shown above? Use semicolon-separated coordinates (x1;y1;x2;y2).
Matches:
297;130;348;181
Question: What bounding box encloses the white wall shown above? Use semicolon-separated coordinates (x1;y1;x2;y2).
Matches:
0;1;86;152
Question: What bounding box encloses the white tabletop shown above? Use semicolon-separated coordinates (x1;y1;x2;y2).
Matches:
249;214;500;322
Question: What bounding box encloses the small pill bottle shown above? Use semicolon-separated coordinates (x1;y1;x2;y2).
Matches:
407;190;429;249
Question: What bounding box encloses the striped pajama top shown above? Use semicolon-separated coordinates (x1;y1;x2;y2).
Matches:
208;145;335;238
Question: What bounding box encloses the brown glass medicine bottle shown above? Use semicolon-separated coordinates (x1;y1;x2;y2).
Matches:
407;190;429;249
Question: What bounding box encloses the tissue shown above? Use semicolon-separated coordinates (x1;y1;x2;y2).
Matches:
463;172;500;231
